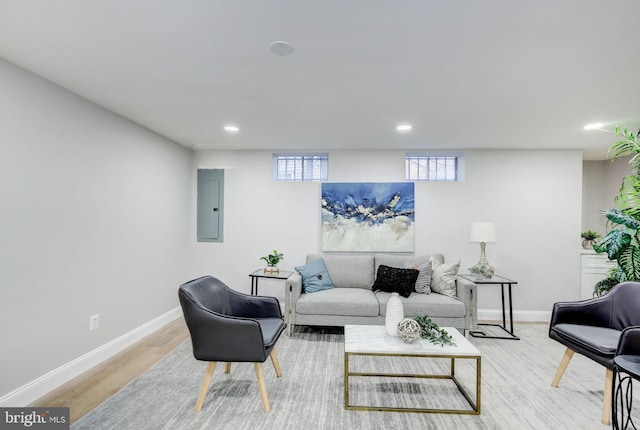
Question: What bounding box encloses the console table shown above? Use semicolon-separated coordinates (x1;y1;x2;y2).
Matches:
460;275;519;340
248;269;293;295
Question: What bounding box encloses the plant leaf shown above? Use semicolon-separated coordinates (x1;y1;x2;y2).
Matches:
593;229;631;260
615;175;640;218
618;245;640;281
601;208;640;230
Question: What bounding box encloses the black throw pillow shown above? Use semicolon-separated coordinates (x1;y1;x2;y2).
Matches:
371;265;419;298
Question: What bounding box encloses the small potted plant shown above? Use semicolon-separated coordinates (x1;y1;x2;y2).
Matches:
581;230;601;249
469;263;495;280
260;250;284;274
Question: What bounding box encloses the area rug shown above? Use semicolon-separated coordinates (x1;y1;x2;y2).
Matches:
72;324;637;430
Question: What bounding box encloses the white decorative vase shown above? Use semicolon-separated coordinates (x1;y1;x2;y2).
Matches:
385;292;405;336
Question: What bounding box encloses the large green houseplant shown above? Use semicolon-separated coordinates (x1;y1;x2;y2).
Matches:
593;127;640;294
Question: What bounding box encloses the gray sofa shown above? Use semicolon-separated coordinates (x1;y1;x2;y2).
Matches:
285;253;477;336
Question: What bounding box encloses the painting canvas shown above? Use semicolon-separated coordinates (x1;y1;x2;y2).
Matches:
321;182;415;252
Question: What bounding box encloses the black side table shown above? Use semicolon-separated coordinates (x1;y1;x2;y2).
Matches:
612;355;640;429
248;269;293;295
460;275;519;340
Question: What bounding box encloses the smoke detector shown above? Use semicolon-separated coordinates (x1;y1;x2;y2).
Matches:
270;41;294;56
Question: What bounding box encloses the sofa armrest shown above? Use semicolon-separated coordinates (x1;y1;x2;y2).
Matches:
285;272;303;326
456;276;478;331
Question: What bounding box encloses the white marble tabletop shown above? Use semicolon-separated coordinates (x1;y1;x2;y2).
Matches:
344;325;480;357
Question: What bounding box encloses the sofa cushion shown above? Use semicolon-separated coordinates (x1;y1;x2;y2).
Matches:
375;254;435;273
296;288;379;317
295;258;334;293
375;254;441;294
376;291;465;318
403;260;432;294
307;254;374;289
430;257;460;297
372;265;418;298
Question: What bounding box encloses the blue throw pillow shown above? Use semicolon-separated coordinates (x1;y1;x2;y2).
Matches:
295;258;335;293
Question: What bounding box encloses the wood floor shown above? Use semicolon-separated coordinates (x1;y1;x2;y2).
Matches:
30;318;189;424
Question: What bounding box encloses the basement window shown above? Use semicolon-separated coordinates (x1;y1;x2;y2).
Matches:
405;153;464;182
273;153;328;182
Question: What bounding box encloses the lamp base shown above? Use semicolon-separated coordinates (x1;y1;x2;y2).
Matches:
471;242;495;278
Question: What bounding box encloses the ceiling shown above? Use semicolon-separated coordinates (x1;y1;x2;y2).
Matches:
1;1;639;160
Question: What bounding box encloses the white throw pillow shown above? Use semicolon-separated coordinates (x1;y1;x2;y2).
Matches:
429;257;460;297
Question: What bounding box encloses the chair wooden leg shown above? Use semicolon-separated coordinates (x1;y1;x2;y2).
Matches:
225;362;231;373
551;348;574;387
195;362;216;412
602;367;613;425
254;363;270;412
270;349;283;378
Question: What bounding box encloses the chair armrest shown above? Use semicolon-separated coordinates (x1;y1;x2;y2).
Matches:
228;288;282;319
549;295;612;328
456;276;477;331
617;326;640;356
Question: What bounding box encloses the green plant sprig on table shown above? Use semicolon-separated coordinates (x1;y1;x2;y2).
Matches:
413;315;456;347
260;250;284;266
469;263;494;277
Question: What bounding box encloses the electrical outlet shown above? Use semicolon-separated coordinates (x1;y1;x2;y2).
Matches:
89;314;99;332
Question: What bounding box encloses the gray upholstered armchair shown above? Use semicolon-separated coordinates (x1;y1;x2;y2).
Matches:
549;281;640;425
178;275;286;412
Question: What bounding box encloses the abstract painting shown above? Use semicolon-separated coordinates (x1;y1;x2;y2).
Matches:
321;182;415;252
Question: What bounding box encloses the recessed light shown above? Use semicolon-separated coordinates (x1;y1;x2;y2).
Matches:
396;124;412;132
583;122;605;130
224;125;239;133
270;41;294;56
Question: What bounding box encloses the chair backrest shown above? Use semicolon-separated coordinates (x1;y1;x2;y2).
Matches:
609;281;640;330
179;275;232;316
178;276;276;363
618;326;640;356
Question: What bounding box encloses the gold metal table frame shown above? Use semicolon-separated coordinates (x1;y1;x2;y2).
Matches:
344;348;481;414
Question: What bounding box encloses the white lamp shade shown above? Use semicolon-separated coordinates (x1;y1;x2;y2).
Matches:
469;222;496;243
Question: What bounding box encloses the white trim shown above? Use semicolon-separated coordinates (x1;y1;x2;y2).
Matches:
478;308;551;323
0;306;182;407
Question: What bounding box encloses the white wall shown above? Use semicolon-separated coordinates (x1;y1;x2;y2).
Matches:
191;149;583;319
0;58;192;401
0;54;589;404
582;157;632;233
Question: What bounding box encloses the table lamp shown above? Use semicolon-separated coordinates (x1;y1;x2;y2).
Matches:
469;222;496;277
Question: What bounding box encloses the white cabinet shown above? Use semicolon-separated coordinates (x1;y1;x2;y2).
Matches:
580;251;616;299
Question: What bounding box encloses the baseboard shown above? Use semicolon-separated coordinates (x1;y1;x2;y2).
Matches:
0;306;182;407
478;308;551;323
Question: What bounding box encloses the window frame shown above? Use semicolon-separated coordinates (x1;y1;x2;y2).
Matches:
405;152;465;182
273;153;329;182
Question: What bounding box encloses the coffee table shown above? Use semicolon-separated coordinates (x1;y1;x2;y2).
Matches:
344;325;481;414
